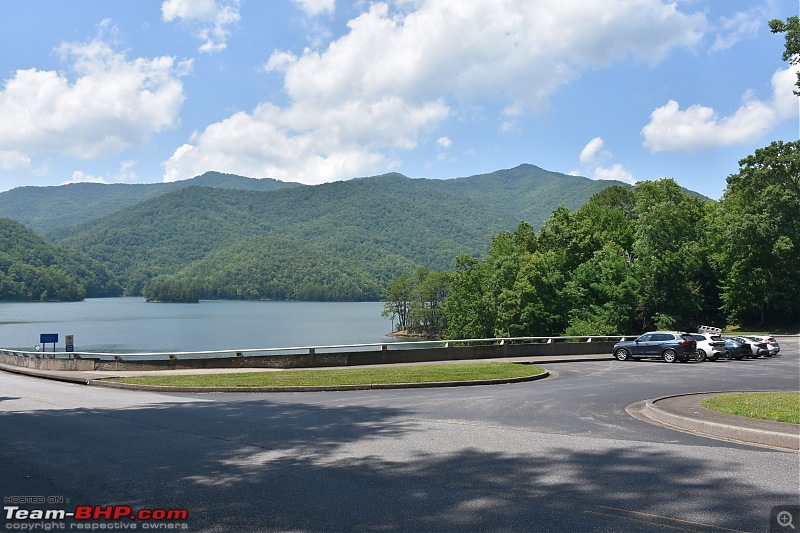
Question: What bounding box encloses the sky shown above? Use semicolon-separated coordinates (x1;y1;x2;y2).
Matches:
0;1;798;200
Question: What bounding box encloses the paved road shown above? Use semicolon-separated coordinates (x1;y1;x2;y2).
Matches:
1;341;798;532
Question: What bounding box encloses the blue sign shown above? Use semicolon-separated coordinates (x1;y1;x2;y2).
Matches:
40;333;58;344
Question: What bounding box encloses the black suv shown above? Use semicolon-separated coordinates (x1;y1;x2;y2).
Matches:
612;331;698;363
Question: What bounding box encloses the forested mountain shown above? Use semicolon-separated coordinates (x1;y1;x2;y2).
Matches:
32;164;623;300
0;218;120;301
0;171;301;234
146;237;384;302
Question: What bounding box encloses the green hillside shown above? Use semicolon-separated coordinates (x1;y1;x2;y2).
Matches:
0;218;120;301
147;236;383;302
46;165;624;299
0;171;301;234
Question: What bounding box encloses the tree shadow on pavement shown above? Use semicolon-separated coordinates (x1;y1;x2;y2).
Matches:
1;396;796;532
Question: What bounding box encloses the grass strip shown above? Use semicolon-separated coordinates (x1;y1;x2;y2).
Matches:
108;362;545;388
701;392;800;424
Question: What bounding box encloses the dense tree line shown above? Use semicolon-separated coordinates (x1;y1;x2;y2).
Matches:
381;267;449;336
711;140;800;325
0;218;121;301
384;141;799;337
143;236;383;302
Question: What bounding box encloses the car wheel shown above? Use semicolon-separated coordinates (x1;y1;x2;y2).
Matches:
709;353;718;362
696;349;706;362
614;348;631;361
663;349;677;363
725;350;732;360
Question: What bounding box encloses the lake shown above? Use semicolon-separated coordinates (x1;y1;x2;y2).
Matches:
0;298;397;353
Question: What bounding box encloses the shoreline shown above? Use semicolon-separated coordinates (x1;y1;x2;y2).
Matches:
386;330;440;340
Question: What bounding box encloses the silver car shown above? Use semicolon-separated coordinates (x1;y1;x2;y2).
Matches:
746;335;780;356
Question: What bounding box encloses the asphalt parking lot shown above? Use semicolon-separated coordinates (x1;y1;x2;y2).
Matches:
1;338;797;532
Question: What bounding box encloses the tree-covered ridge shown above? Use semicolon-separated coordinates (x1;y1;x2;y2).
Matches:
50;165;623;298
0;171;301;235
0;218;121;301
143;236;383;302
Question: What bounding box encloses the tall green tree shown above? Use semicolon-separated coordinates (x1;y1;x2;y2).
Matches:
631;179;707;330
712;140;800;325
411;268;450;336
563;244;638;335
442;256;495;339
769;15;800;94
381;274;414;332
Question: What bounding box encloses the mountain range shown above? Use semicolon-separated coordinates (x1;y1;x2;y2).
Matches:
0;164;630;301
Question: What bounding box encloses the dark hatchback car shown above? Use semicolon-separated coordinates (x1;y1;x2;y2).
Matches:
722;337;750;360
613;331;697;363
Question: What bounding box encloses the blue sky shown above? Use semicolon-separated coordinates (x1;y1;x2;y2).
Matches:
0;0;797;199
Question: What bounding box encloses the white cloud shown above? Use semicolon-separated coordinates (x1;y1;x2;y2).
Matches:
436;137;452;149
165;0;705;184
0;150;32;171
641;63;800;152
579;137;609;165
65;170;108;185
593;163;634;184
65;160;139;186
0;33;189;163
163;97;445;183
162;0;240;53
711;8;763;52
292;0;335;16
577;137;635;184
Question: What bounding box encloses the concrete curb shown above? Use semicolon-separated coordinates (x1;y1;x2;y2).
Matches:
0;362;91;385
643;391;800;452
89;370;550;393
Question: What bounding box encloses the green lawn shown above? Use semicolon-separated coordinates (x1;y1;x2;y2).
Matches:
108;362;546;388
701;392;800;424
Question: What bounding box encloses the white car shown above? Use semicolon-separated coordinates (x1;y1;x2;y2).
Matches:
687;333;726;361
746;335;780;356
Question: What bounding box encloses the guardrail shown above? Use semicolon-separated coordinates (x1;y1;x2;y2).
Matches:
1;335;633;360
0;335;633;371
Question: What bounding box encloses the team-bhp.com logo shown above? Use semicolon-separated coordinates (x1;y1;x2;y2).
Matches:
4;504;189;529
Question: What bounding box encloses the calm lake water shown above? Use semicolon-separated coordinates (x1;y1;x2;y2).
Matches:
0;298;396;353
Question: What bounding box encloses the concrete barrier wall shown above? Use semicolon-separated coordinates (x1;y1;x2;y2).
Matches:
0;353;97;371
0;340;616;371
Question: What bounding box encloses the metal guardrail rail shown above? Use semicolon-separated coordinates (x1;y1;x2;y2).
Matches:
0;335;634;362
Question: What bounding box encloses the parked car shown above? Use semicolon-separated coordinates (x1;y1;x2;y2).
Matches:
746;335;780;356
743;336;771;357
687;333;726;361
733;336;767;358
612;332;697;363
721;337;750;360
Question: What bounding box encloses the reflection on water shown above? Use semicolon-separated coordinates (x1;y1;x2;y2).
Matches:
0;298;395;353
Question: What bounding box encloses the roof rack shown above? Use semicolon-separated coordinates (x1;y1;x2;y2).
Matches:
698;325;722;335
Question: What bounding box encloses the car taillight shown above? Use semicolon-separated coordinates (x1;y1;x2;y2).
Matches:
679;341;690;346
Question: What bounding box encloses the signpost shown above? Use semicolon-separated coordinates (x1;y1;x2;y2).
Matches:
39;333;58;353
65;335;74;353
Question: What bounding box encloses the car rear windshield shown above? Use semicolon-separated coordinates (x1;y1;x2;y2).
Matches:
711;336;723;341
680;335;695;342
